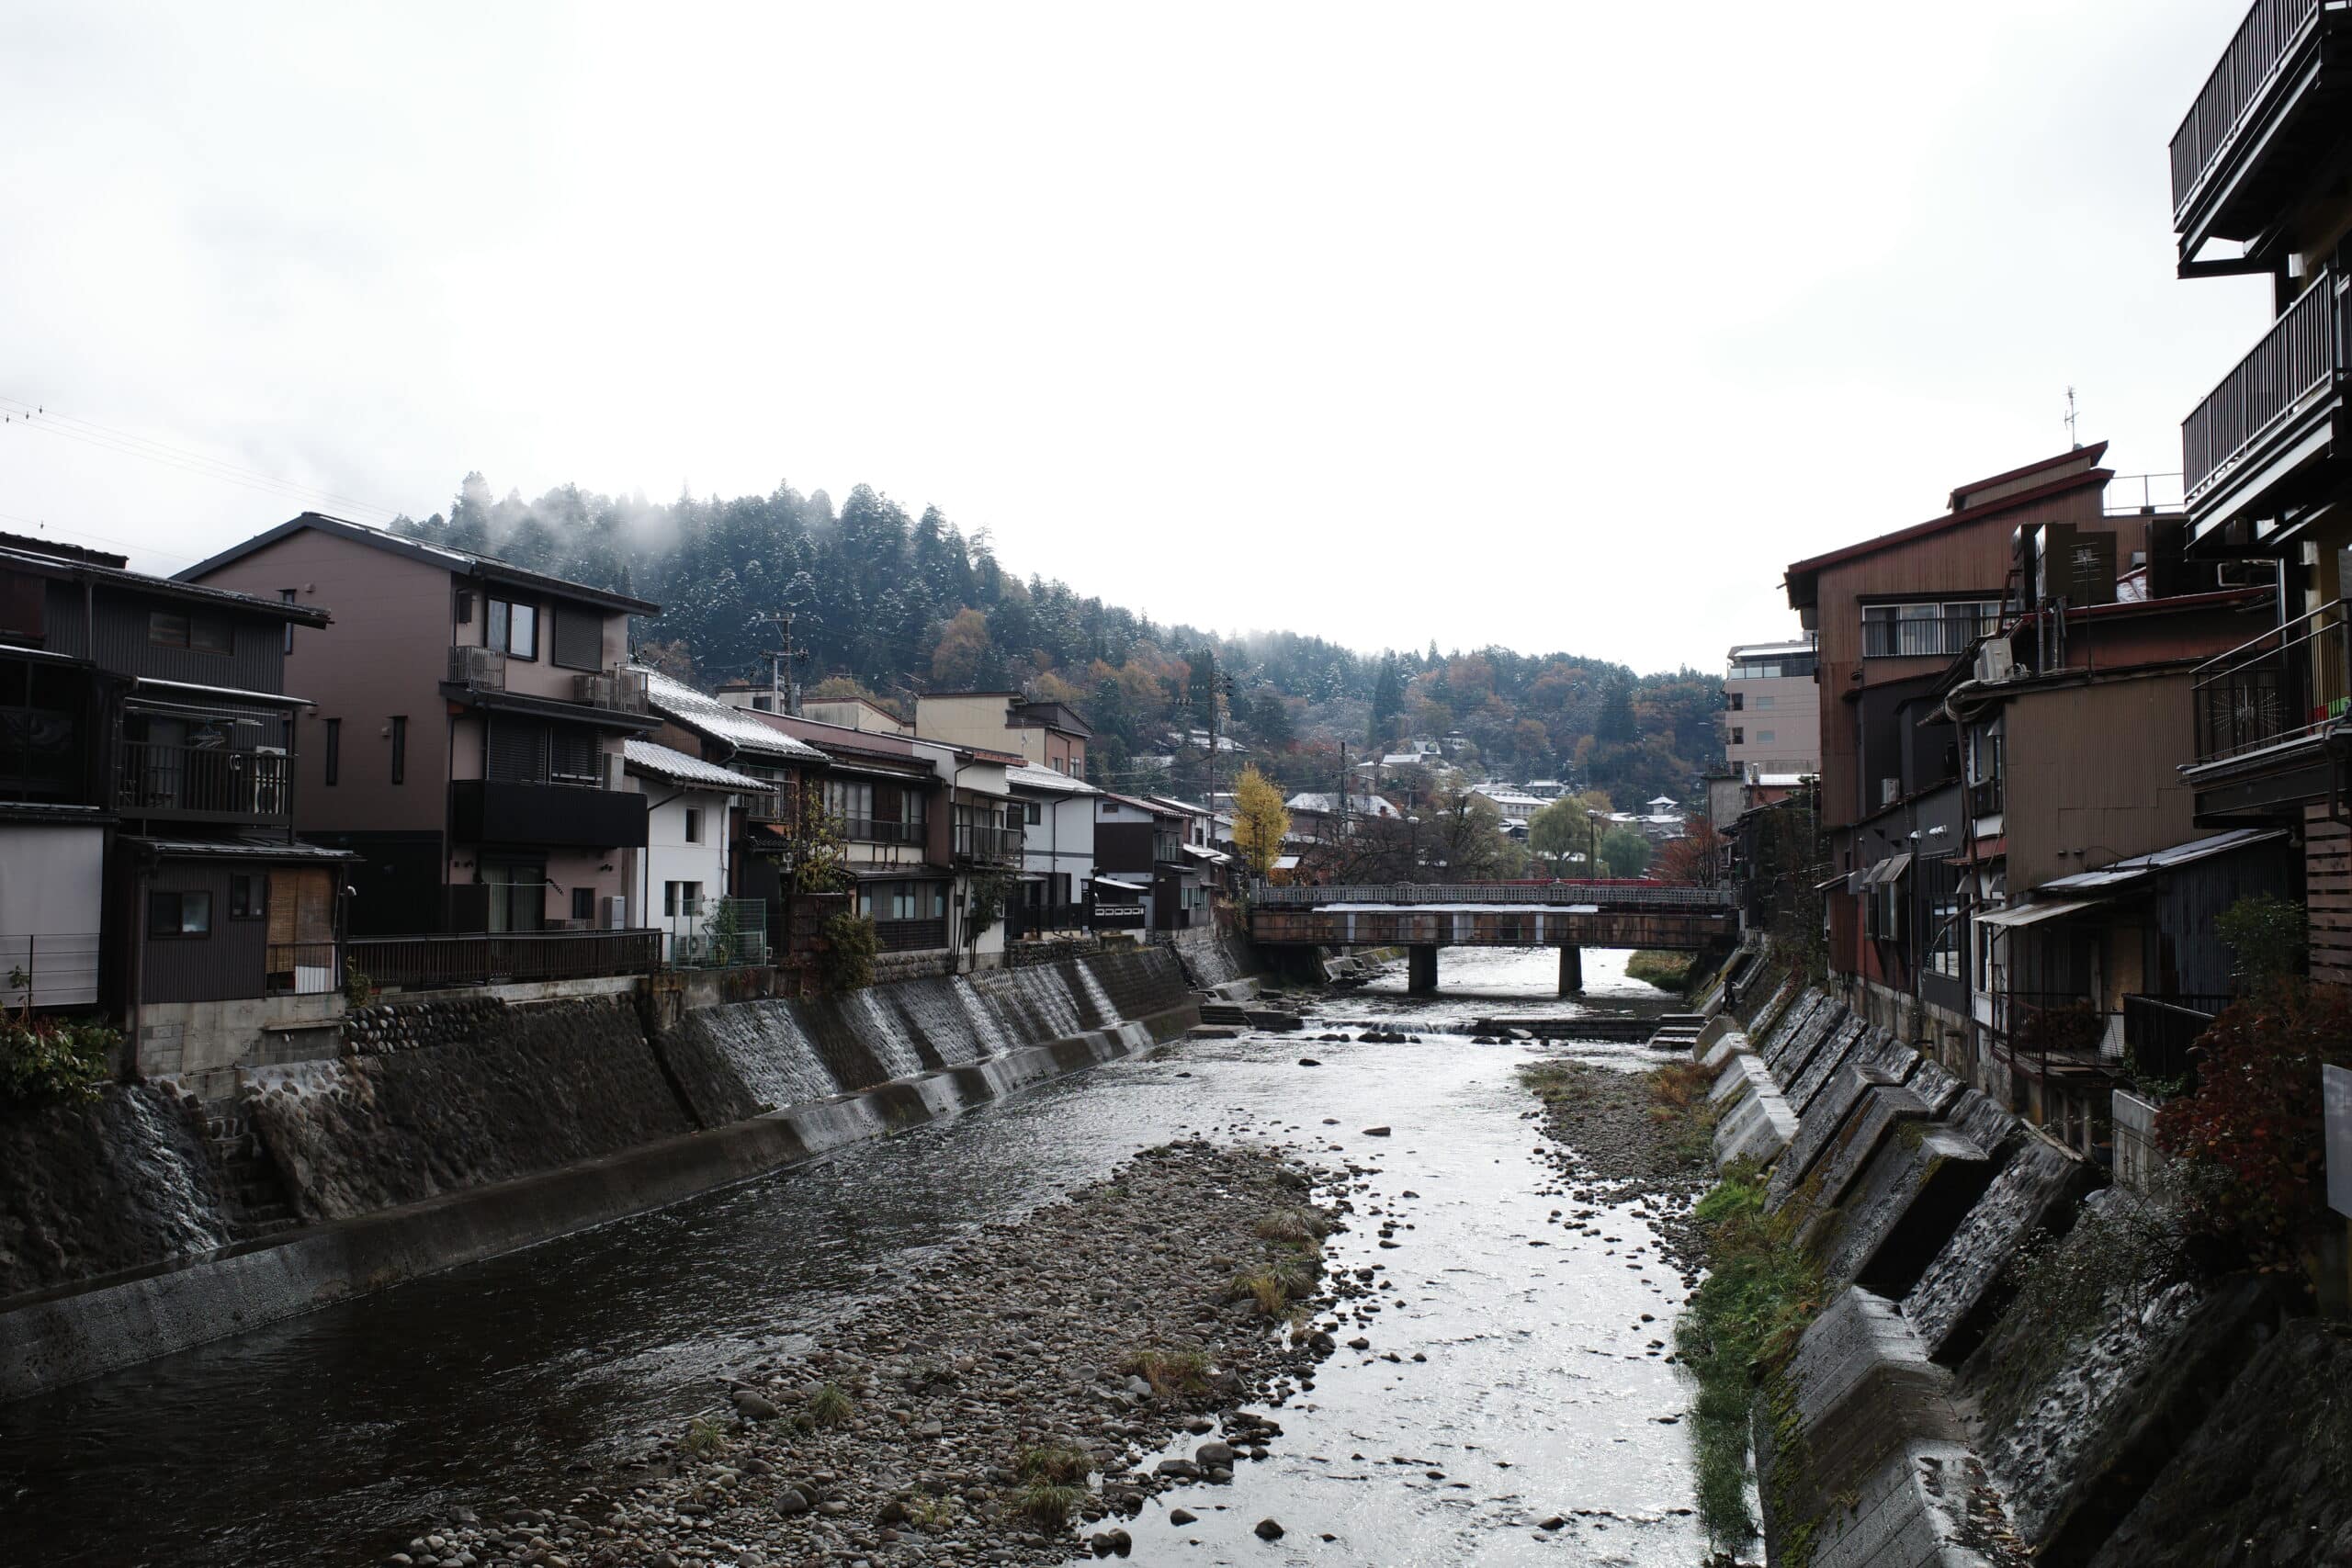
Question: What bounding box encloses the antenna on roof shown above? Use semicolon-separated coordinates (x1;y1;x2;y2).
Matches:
2064;386;2081;449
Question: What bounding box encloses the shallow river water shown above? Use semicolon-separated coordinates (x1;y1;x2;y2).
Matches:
0;947;1702;1566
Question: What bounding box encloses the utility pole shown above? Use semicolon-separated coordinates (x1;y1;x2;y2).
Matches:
754;612;800;716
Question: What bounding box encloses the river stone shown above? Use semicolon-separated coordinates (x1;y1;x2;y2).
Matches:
1254;1518;1284;1540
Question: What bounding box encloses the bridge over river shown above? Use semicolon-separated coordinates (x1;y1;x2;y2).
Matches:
1248;881;1737;995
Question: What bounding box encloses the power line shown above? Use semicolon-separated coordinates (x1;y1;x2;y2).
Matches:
0;395;401;520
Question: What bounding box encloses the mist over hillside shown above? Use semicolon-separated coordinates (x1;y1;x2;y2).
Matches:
392;472;1724;802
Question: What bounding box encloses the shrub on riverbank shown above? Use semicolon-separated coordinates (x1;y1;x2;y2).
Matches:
1674;1164;1826;1551
1648;1059;1723;1170
1625;950;1692;992
0;1014;117;1106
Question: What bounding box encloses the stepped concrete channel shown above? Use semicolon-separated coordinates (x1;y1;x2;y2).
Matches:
1694;958;2349;1567
0;948;1211;1403
0;945;1713;1568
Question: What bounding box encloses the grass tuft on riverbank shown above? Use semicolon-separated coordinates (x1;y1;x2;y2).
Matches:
1672;1163;1826;1551
1625;950;1694;993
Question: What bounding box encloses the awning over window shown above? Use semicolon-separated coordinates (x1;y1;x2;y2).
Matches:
1973;897;2106;930
1861;852;1913;886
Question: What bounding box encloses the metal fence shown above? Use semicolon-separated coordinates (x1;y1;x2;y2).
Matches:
348;929;661;990
664;897;771;969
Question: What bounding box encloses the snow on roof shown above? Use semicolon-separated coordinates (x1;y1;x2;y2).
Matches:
638;668;828;762
1285;792;1401;818
624;739;772;793
1005;762;1100;795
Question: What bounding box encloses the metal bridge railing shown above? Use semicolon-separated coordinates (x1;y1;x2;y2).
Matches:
1251;881;1734;911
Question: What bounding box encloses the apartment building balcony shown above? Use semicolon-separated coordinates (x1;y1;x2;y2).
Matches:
2168;0;2352;262
2182;599;2347;814
2182;269;2349;542
115;739;292;824
450;777;649;849
953;821;1024;864
443;646;658;729
1860;608;2000;660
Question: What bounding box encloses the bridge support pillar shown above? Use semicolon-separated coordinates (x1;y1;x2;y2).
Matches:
1558;943;1584;996
1408;945;1439;996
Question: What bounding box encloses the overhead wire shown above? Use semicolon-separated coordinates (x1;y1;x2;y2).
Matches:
0;394;401;521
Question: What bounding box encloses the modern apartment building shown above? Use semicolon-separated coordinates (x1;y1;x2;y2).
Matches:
911;691;1091;776
182;514;661;938
1722;637;1819;778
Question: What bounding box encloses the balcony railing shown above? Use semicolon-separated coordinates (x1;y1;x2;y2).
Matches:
2189;598;2348;762
116;740;291;820
2168;0;2324;215
2121;993;2233;1088
842;816;923;845
954;822;1024;863
1007;902;1091;939
1860;611;2000;660
873;917;947;953
0;931;101;1008
575;666;650;715
448;644;506;688
349;928;661;990
265;941;341;996
664;897;770;969
2182;268;2345;500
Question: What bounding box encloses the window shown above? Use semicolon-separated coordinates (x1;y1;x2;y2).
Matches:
322;718;340;785
857;880;944;920
1862;601;1999;659
1024;800;1043;825
149;610;232;653
280;590;298;654
571;886;595;922
663;880;681;918
549;603;602;671
1756;729;1776;745
229;874;265;919
390;716;407;784
481;862;544;932
1730;727;1745;745
1923;856;1963;979
487;597;538;660
684;807;703;843
1051;758;1065;773
1726;692;1744;711
149;890;212;937
1752;694;1775;710
823;777;874;829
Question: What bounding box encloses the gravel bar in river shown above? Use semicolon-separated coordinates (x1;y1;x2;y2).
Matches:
401;1140;1349;1568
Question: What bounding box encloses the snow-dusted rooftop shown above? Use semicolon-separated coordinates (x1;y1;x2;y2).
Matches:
624;739;772;793
638;668;828;762
1006;762;1100;795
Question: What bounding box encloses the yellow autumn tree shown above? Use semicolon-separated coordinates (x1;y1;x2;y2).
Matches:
1231;765;1290;879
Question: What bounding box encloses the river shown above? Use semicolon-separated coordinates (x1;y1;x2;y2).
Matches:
0;947;1702;1566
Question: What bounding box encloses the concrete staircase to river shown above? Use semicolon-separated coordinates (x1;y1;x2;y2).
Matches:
200;1104;302;1241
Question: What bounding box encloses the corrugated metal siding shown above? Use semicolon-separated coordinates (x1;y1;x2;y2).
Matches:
87;586;286;693
141;864;270;1004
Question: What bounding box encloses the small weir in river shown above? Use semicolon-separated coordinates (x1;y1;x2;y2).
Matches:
0;948;1698;1567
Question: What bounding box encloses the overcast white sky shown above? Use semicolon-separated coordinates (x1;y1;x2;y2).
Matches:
0;1;2276;674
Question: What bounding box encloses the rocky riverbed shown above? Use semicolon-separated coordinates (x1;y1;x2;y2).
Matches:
1518;1056;1713;1285
396;1141;1349;1568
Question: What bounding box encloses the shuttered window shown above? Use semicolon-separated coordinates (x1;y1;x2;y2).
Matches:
488;717;549;783
549;726;601;784
550;603;602;671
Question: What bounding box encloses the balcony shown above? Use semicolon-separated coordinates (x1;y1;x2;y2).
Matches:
2189;598;2347;764
2168;0;2351;252
664;897;771;968
116;740;291;823
2121;993;2233;1088
575;666;650;716
1860;610;1999;660
2182;270;2347;536
451;778;649;849
1007;902;1090;939
953;822;1024;863
448;644;506;689
349;928;660;990
842;816;923;846
873;917;947;953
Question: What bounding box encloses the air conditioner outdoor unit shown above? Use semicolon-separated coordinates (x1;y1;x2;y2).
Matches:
602;896;628;930
1975;641;2016;683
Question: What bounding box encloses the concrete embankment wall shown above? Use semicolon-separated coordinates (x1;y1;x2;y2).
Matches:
1696;956;2348;1568
0;948;1204;1402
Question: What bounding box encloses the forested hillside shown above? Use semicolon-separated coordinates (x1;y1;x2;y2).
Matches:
391;473;1724;803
